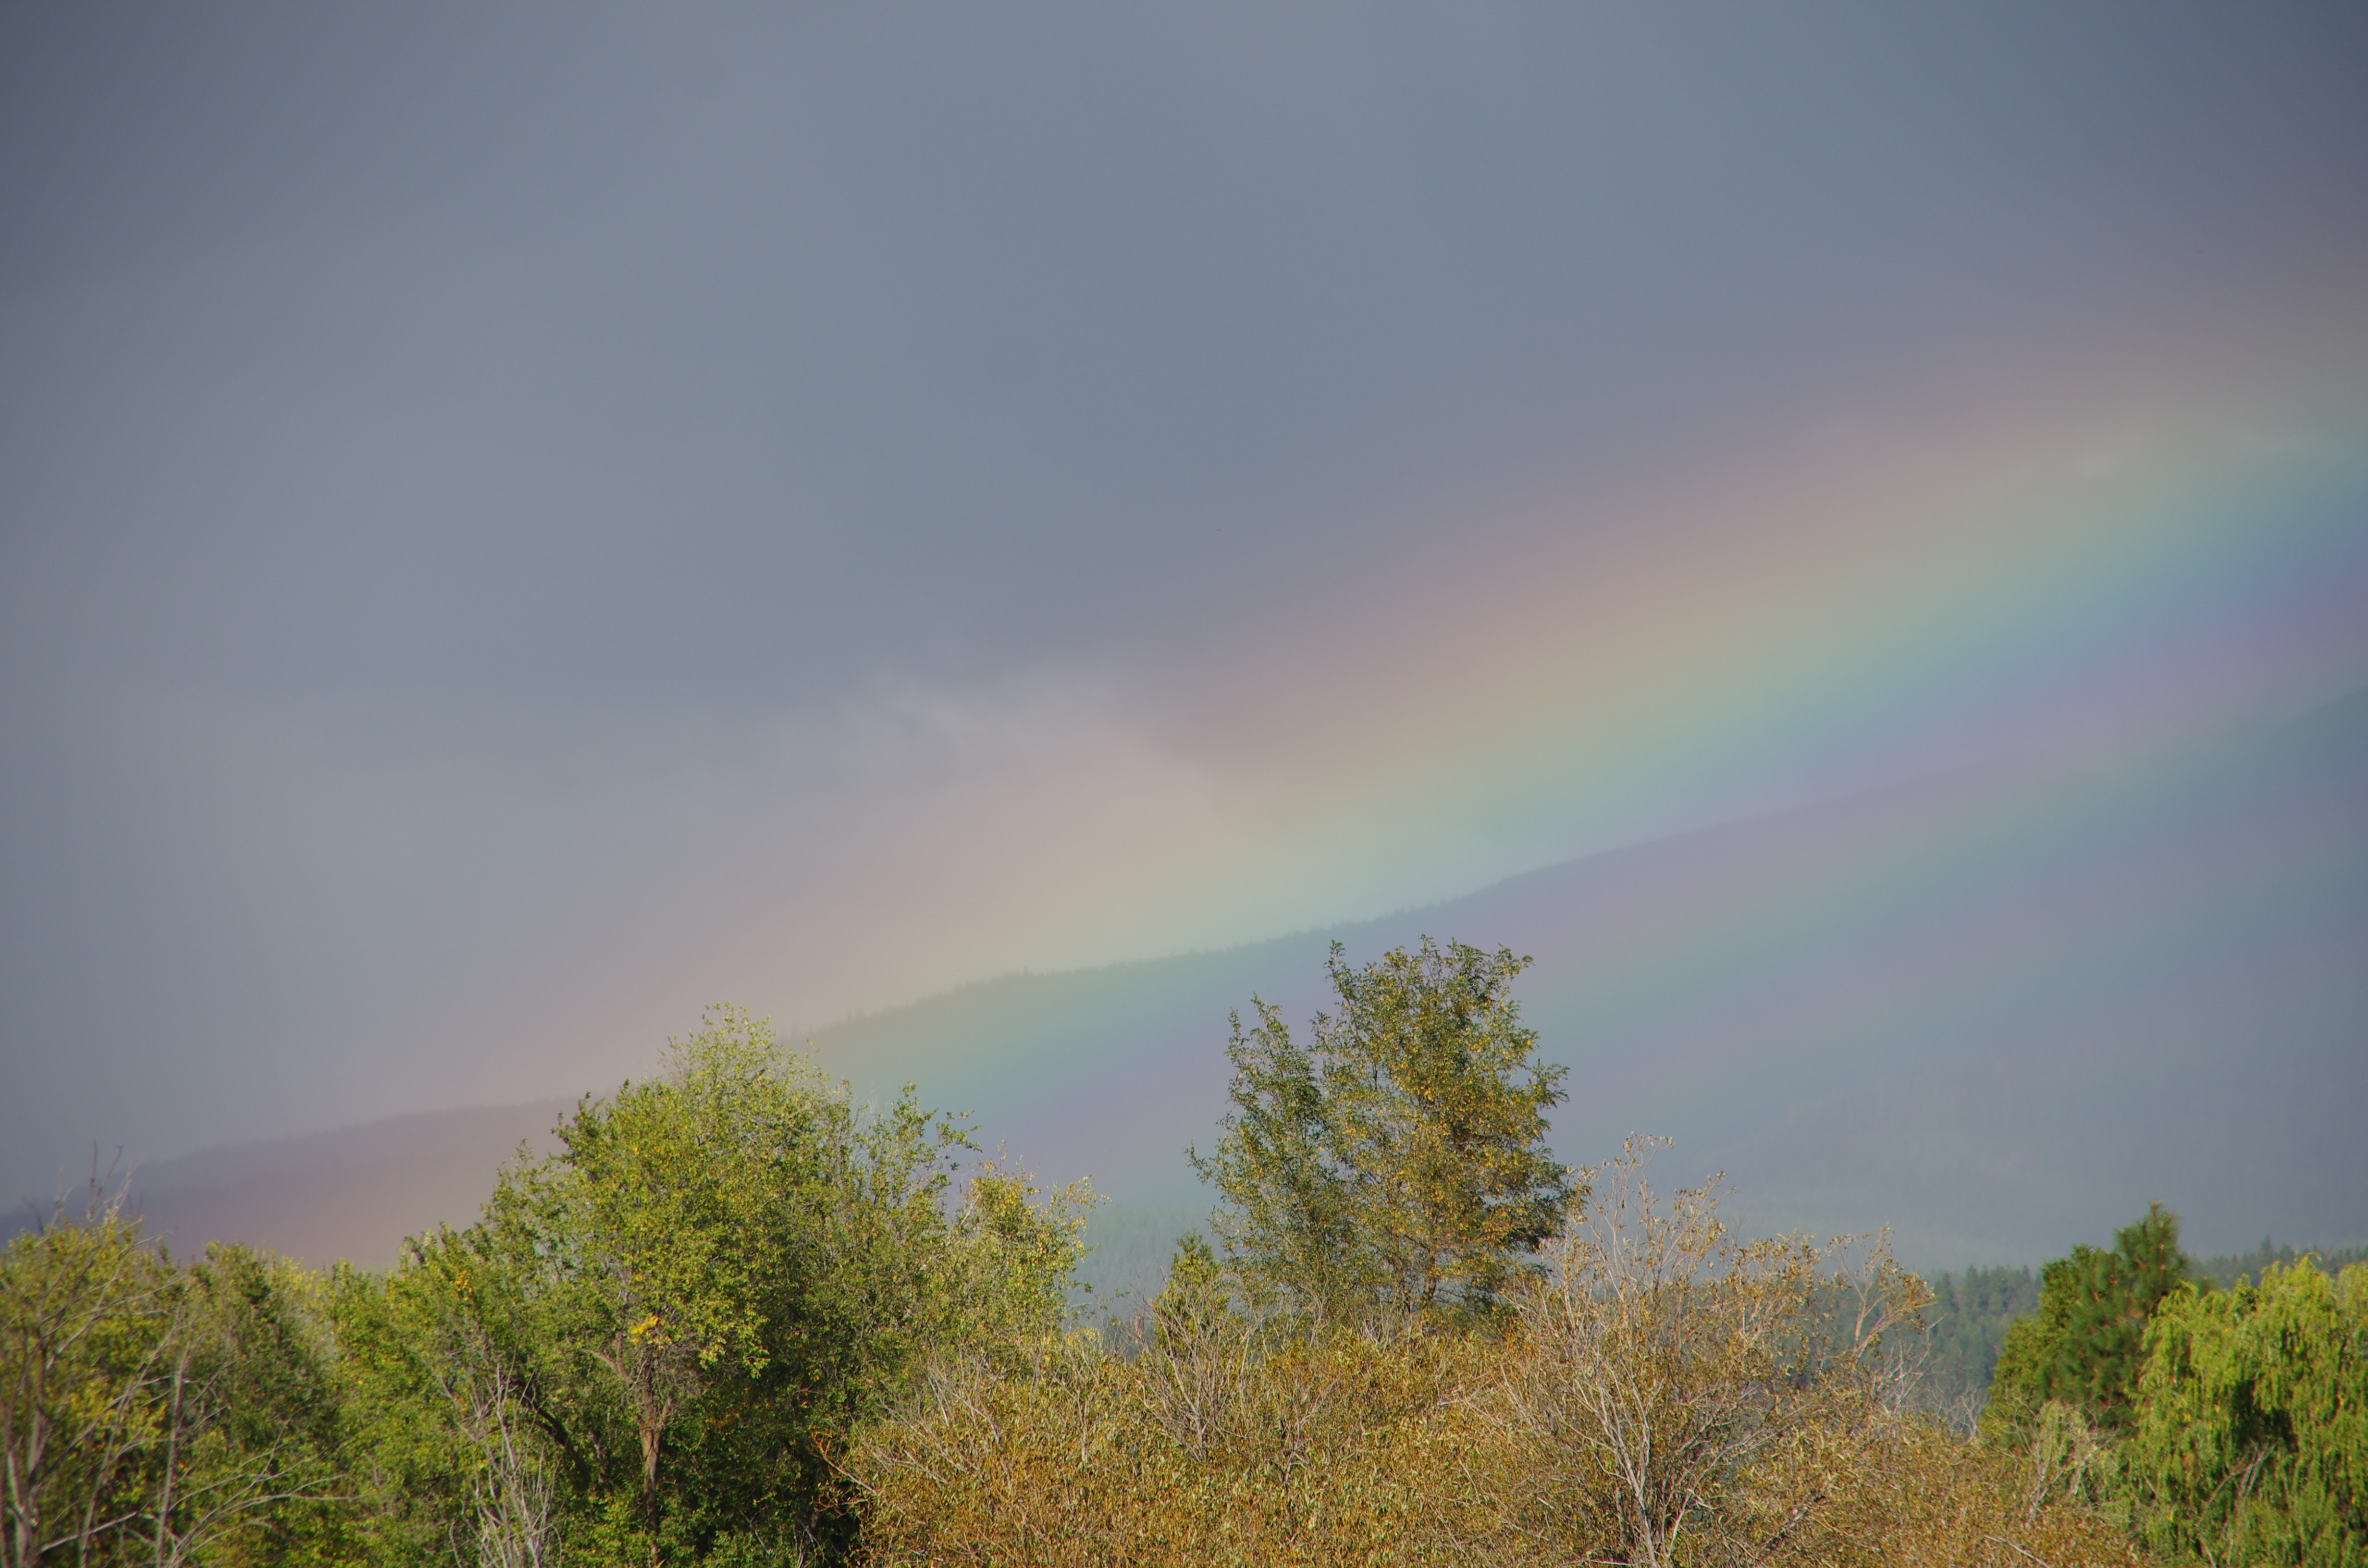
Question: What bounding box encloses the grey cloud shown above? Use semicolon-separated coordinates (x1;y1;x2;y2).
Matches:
3;1;2364;1200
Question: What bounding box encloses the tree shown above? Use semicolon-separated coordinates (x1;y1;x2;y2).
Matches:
2125;1258;2367;1567
147;1244;353;1567
937;1160;1097;1359
326;1006;1098;1567
1188;997;1352;1322
1984;1201;2194;1439
0;1186;176;1568
332;1228;569;1568
1484;1138;1929;1568
1;1187;350;1568
1193;938;1575;1322
470;1006;977;1565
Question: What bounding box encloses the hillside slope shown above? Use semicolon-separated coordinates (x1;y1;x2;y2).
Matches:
812;689;2368;1268
102;1100;574;1269
86;690;2367;1273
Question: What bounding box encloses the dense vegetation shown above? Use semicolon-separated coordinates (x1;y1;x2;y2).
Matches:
5;943;2361;1565
1918;1265;2042;1411
1857;1241;2368;1421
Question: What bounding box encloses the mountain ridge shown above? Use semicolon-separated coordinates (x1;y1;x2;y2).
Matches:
59;687;2368;1273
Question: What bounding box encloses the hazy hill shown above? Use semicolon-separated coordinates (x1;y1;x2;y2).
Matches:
74;688;2368;1274
811;688;2368;1269
93;1100;575;1270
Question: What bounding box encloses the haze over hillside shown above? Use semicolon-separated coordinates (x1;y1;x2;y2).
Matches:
98;687;2368;1274
97;1101;573;1270
10;3;2368;1238
813;687;2368;1270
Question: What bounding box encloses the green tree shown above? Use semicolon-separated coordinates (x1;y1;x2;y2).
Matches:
1984;1201;2194;1440
1193;938;1575;1322
330;1226;572;1568
1;1189;352;1568
2125;1258;2367;1567
468;1007;984;1564
328;1007;1095;1567
1188;994;1352;1322
0;1188;176;1568
937;1160;1097;1359
151;1244;353;1566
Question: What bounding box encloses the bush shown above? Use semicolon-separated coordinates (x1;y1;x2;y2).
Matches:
2126;1259;2368;1566
846;1138;2144;1568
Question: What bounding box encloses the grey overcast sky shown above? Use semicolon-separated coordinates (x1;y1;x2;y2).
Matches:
4;3;2366;1202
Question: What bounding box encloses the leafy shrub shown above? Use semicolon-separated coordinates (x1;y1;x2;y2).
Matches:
2126;1259;2368;1566
847;1138;2140;1568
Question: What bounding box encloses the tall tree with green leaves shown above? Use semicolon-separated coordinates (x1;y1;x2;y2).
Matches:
1194;938;1575;1322
331;1225;575;1568
1189;993;1354;1322
1984;1201;2195;1439
329;1007;1094;1568
475;1006;973;1565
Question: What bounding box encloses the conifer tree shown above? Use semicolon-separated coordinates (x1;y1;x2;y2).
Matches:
1985;1201;2195;1437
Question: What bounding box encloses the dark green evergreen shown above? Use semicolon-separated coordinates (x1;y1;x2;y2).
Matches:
1984;1202;2195;1437
2193;1237;2368;1291
1917;1265;2040;1405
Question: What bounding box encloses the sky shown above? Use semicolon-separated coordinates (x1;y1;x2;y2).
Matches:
3;2;2366;1206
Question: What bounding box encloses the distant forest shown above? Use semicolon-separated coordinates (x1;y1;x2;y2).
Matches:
1915;1240;2368;1408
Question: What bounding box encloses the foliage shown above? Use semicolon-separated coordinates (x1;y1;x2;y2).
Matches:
2194;1240;2368;1292
330;1225;566;1567
1192;938;1575;1324
1814;1413;2148;1568
938;1161;1098;1362
0;1188;177;1567
158;1246;354;1565
21;986;2337;1568
1911;1237;2364;1415
456;1005;999;1565
847;1302;1518;1567
1986;1201;2194;1439
1917;1264;2039;1417
0;1186;347;1568
2124;1259;2368;1566
1477;1137;1930;1568
847;1140;2140;1568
